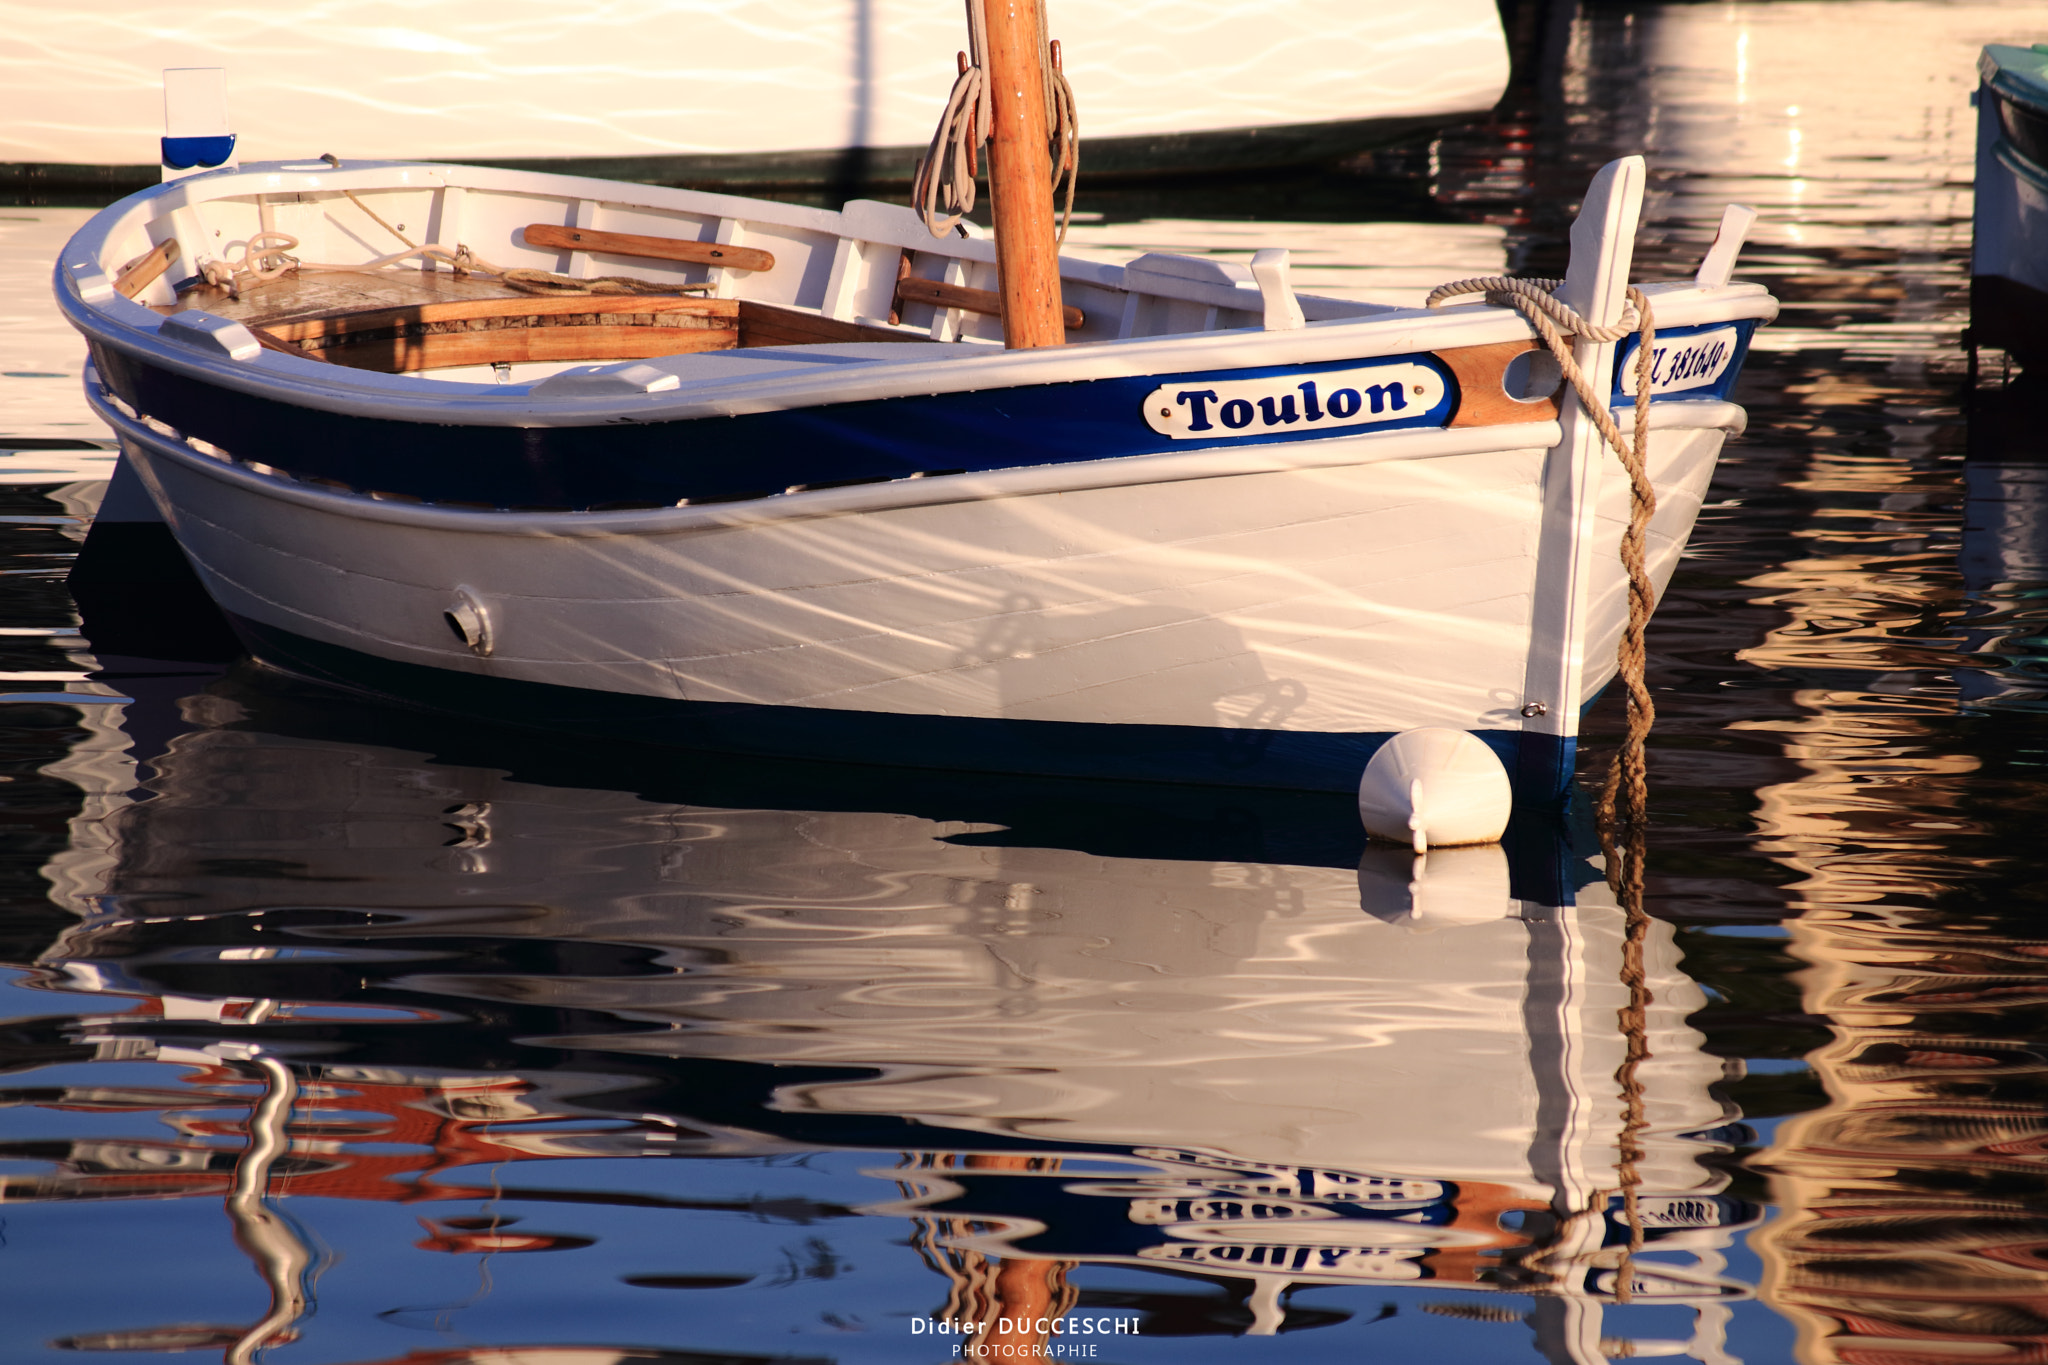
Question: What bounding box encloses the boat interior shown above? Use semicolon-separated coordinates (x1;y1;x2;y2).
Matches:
98;161;1393;387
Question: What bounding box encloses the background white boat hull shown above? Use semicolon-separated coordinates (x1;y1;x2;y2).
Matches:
1;0;1509;171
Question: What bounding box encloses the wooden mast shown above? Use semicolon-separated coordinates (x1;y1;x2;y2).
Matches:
979;0;1066;349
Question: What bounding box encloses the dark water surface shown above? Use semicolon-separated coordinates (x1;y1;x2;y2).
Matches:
3;3;2045;1362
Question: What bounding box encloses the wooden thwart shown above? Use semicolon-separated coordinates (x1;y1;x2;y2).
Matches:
523;224;775;274
896;276;1084;330
159;244;946;370
114;239;179;299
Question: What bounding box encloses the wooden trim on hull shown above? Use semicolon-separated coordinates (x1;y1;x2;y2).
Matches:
1438;339;1564;427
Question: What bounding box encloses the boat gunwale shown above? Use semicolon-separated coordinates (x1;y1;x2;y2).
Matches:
60;161;1781;429
66;270;1779;430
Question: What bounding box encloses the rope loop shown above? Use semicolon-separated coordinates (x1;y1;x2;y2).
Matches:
912;58;989;237
913;0;1079;242
1425;275;1640;342
196;231;302;298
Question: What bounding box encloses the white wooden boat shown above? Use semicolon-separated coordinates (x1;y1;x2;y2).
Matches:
2;0;1508;189
56;143;1774;805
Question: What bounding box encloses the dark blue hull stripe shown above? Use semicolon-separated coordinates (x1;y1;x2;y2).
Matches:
96;346;1448;509
92;323;1753;510
225;614;1578;806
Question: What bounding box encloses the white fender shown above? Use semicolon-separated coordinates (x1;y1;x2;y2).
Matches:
1357;727;1513;850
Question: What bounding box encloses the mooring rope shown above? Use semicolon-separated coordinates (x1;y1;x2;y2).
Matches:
1425;274;1660;824
913;0;1079;243
1427;272;1661;1301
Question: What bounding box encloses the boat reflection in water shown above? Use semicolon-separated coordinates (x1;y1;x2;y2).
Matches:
14;683;1753;1363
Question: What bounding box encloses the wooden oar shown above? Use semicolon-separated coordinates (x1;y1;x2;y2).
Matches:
522;224;775;274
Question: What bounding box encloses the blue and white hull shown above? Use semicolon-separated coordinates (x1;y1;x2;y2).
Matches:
58;158;1774;803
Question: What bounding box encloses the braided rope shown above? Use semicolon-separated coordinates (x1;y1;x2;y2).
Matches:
913;0;1078;243
1426;274;1659;826
1431;272;1661;1300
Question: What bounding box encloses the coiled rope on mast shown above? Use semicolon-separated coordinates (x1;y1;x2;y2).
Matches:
913;0;1078;243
